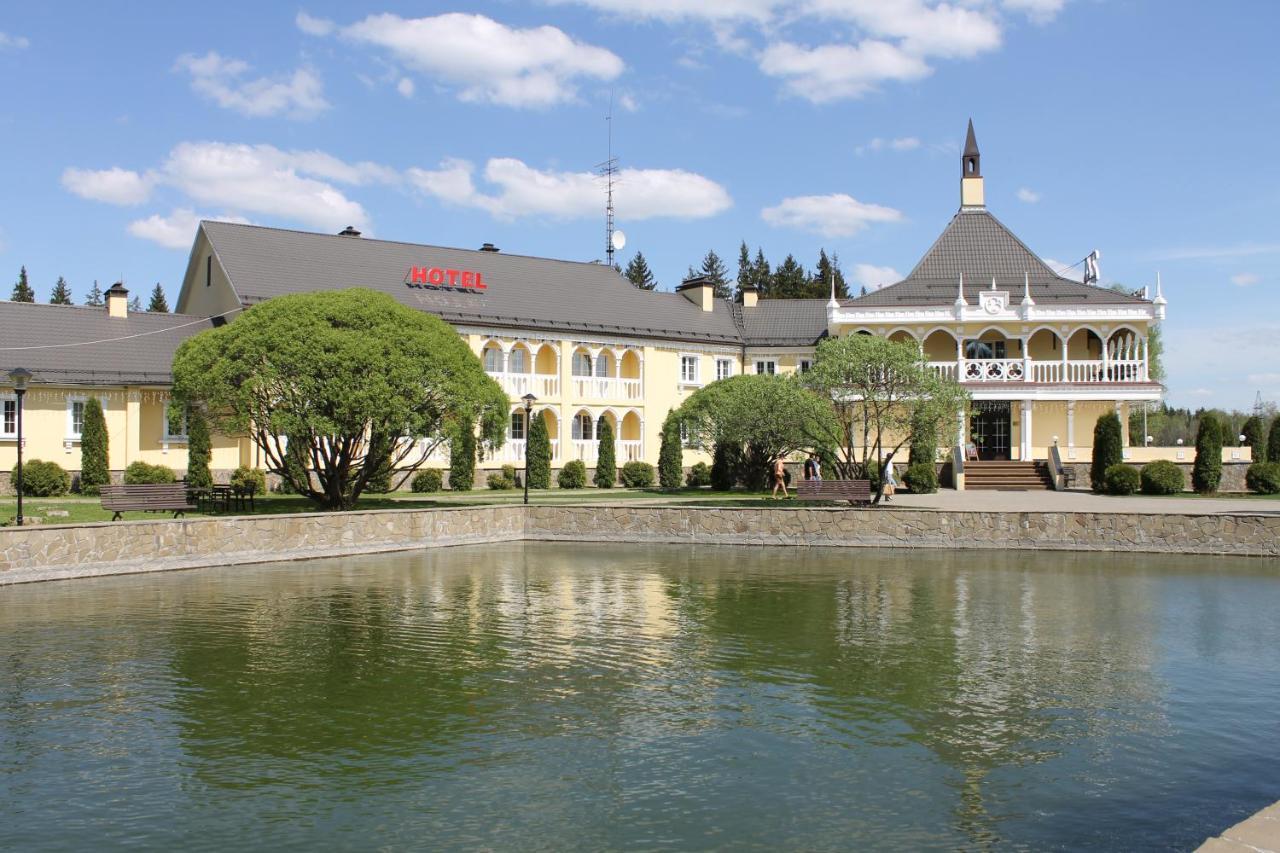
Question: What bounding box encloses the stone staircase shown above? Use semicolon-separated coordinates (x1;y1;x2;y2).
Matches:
964;460;1054;491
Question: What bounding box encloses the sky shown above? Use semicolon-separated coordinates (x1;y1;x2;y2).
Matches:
1;1;1278;411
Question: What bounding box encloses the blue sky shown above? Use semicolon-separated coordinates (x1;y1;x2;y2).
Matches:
1;1;1277;410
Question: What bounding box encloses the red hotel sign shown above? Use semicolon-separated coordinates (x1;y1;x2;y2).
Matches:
404;266;487;291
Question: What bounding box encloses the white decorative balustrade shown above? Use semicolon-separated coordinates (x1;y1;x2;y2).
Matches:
930;359;1149;384
489;371;560;398
619;440;643;462
571;375;642;400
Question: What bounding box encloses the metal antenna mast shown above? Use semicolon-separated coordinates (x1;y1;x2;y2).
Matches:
598;94;620;267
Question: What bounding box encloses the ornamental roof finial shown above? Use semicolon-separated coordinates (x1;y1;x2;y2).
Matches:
955;273;967;306
827;271;838;309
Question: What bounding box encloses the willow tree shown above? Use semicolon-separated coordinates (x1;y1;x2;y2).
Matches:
172;288;507;509
803;334;968;499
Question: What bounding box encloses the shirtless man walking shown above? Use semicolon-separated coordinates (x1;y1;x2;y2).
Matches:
771;456;789;499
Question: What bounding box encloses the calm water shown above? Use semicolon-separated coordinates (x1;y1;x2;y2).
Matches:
1;544;1278;852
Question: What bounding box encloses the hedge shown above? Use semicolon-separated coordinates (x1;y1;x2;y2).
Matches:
1192;414;1223;494
411;469;443;493
1091;413;1123;493
686;461;712;488
11;459;71;497
1104;463;1141;496
1246;461;1280;495
558;459;587;489
124;461;176;485
903;462;938;494
1140;460;1184;495
621;461;655;488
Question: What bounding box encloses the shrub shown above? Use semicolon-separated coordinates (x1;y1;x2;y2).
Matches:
1140;460;1184;495
686;461;712;488
487;472;515;490
658;411;683;489
79;397;109;496
11;459;71;497
903;462;938;494
710;443;737;491
526;413;551;489
411;469;443;493
186;408;213;490
558;459;587;489
1091;413;1123;493
1241;415;1267;464
449;424;476;491
1269;416;1280;464
1246;461;1280;495
594;419;616;488
229;466;267;495
908;410;938;469
621;461;655;488
1104;463;1141;496
1192;414;1223;494
124;461;176;485
501;464;520;488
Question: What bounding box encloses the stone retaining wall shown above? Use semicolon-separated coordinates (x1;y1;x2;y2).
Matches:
1;504;1277;585
1065;461;1252;493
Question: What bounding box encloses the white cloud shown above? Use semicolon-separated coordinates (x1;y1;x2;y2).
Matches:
547;0;775;23
1001;0;1067;24
761;193;902;237
1147;242;1280;261
396;77;415;98
407;157;732;221
0;31;29;50
1016;187;1040;203
176;52;328;119
856;136;920;155
760;39;931;102
803;0;1002;59
1043;258;1083;281
295;11;336;36
127;209;250;250
617;92;639;112
1231;273;1260;287
318;13;623;108
61;166;155;205
1247;372;1280;386
851;263;902;290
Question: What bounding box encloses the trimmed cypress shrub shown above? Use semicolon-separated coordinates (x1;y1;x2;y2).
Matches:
1090;412;1124;493
1268;416;1280;463
903;461;938;494
79;397;110;496
124;461;176;484
1140;460;1184;495
710;443;736;491
1246;462;1280;495
594;419;616;488
558;459;587;489
686;461;712;488
11;459;71;497
658;411;683;490
1103;463;1141;496
449;424;476;491
621;461;655;488
1192;414;1223;494
186;408;213;490
526;413;551;489
1241;415;1267;464
411;469;442;493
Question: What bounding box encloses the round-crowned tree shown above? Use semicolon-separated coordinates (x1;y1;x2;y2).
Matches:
1091;412;1124;493
1192;413;1223;494
172;289;507;509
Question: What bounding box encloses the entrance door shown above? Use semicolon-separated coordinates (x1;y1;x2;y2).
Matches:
970;402;1011;460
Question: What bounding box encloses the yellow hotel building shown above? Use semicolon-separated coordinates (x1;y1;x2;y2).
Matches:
1;124;1181;490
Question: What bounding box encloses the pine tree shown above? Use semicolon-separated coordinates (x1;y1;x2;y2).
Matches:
449;423;476;491
771;254;809;298
736;242;752;300
594;418;616;487
78;398;110;495
1192;413;1222;494
1241;415;1267;463
526;412;551;489
751;248;771;297
658;411;683;489
186;408;213;489
813;249;850;299
49;276;73;305
84;280;105;307
147;282;170;312
699;249;732;299
1090;412;1123;493
624;252;657;290
1269;415;1280;464
11;266;35;302
128;295;142;313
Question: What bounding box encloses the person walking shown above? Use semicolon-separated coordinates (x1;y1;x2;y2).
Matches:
812;453;822;482
771;456;789;499
881;455;897;502
803;454;816;482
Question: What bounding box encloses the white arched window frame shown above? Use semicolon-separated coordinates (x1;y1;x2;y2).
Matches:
572;351;592;377
571;412;594;441
508;347;527;374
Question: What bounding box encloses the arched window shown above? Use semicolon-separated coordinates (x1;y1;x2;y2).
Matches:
508;347;527;373
572;351;592;376
572;412;593;441
483;346;502;373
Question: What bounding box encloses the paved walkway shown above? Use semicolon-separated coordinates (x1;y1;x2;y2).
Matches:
882;489;1280;516
1198;801;1280;852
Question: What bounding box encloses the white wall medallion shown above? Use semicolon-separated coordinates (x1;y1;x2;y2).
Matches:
979;290;1009;314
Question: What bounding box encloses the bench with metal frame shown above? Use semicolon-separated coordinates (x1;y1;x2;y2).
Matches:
100;483;198;521
794;479;874;504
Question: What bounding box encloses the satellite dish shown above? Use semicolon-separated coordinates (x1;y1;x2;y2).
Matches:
611;230;627;251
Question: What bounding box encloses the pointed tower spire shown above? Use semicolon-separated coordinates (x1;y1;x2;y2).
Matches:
960;118;985;209
826;271;838;309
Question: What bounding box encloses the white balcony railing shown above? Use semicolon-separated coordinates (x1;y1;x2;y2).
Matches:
490;371;560;399
929;358;1148;384
568;439;642;464
480;438;562;465
619;440;643;462
571;375;642;400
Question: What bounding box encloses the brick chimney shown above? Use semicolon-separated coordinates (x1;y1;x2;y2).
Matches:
106;282;129;318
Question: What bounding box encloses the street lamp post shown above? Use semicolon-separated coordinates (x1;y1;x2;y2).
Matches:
522;393;536;505
8;368;32;527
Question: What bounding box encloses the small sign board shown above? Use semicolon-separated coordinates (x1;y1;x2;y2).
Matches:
404;266;487;292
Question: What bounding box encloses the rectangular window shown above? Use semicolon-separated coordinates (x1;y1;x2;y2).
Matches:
1;398;15;437
572;413;593;441
510;411;526;441
716;359;733;381
679;422;691;446
165;403;188;440
680;355;699;384
755;360;777;375
69;399;86;438
508;348;526;373
799;359;812;373
572;352;592;377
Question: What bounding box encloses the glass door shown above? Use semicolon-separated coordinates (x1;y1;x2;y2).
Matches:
970;401;1012;460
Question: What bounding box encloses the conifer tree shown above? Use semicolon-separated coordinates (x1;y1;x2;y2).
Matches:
148;282;170;312
699;249;732;299
736;242;752;300
771;254;809;298
1090;412;1123;493
84;280;105;307
1269;415;1280;464
449;423;476;491
1241;415;1267;463
1192;413;1223;494
186;408;213;490
128;295;142;313
594;418;616;487
79;398;110;495
49;276;74;305
752;248;771;297
623;252;657;290
11;266;35;302
813;249;850;299
658;410;683;489
526;412;551;489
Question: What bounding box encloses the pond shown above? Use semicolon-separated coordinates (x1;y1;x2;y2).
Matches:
1;543;1277;851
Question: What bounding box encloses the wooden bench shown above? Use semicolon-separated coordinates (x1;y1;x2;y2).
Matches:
794;479;873;505
100;483;198;521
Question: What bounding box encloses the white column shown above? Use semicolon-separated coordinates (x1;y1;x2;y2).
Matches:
1067;400;1076;452
1021;400;1033;460
1060;331;1068;381
1117;401;1129;447
957;408;966;448
1022;336;1032;381
955;336;965;380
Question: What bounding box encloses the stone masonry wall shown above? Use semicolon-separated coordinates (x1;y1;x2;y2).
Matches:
1;504;1277;585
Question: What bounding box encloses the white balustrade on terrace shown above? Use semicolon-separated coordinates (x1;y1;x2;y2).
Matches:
619;440;643;462
490;371;560;398
571;440;597;464
571;375;643;400
474;439;561;465
929;359;1148;384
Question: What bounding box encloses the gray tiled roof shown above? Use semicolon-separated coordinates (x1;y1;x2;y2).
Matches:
731;299;830;346
0;301;213;386
202;221;746;344
847;209;1149;307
